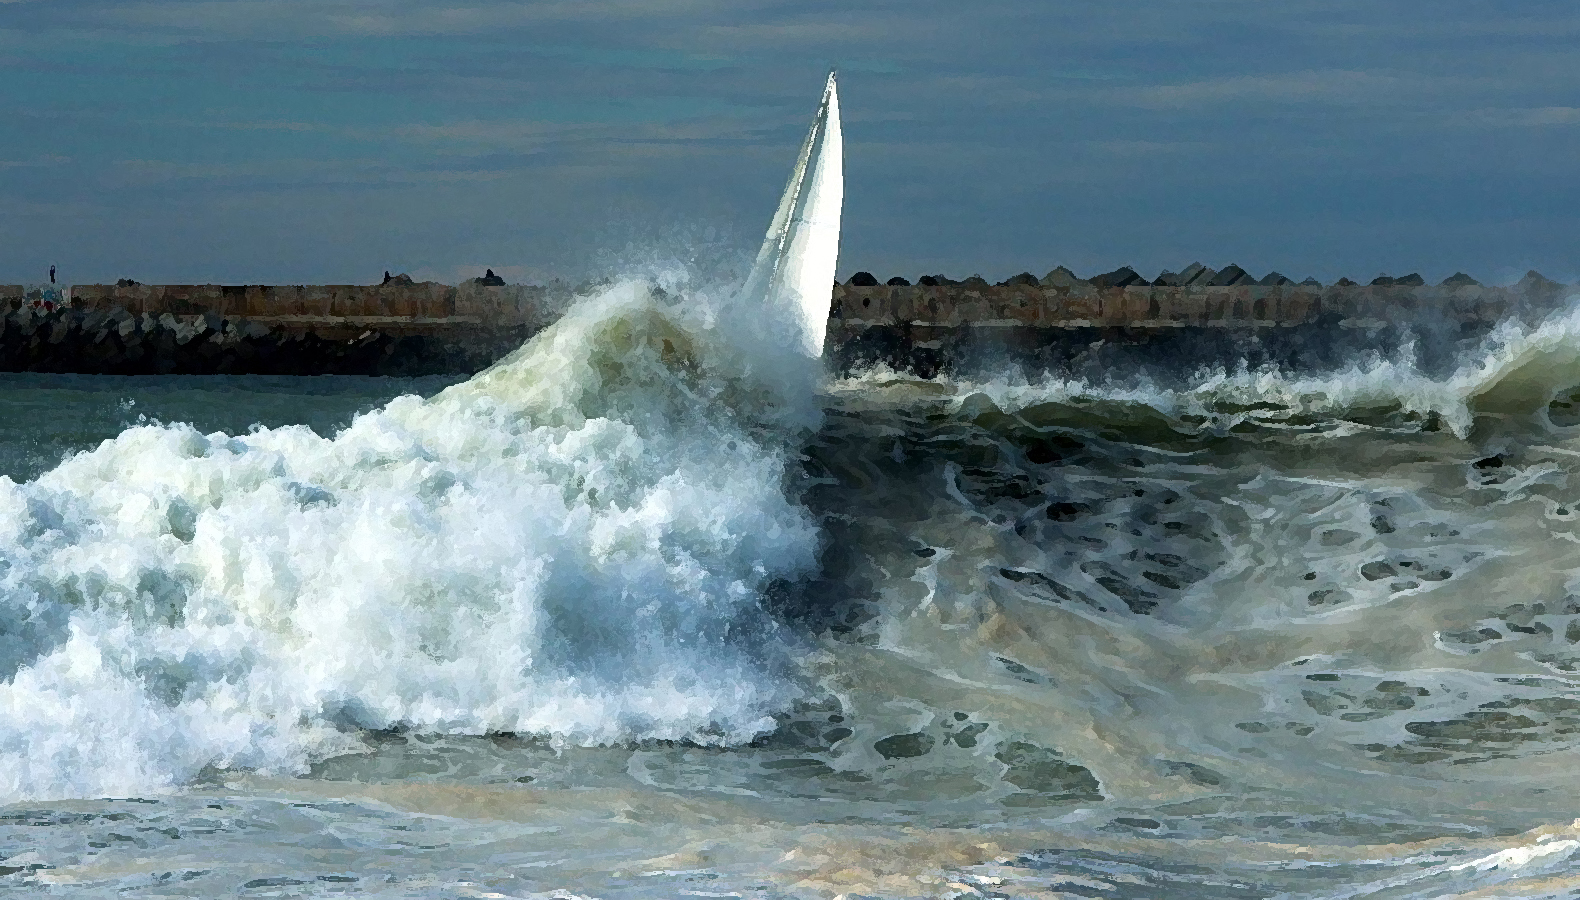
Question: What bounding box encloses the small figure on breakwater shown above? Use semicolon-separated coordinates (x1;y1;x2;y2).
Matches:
475;268;506;286
49;265;55;284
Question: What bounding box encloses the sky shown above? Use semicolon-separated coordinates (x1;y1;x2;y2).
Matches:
3;0;1580;286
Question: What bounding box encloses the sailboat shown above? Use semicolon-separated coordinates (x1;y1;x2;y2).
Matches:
742;71;843;358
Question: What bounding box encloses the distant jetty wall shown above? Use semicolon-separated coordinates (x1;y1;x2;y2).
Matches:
827;277;1570;375
0;278;1568;375
62;282;545;324
831;279;1558;329
0;283;547;375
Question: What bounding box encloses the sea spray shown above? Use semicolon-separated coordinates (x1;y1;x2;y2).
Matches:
0;277;823;803
830;292;1580;440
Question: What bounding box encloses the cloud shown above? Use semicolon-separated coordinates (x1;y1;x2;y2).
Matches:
1460;106;1580;128
388;116;784;154
1087;140;1217;158
89;0;771;39
107;155;527;191
700;17;924;47
1102;69;1470;111
0;154;69;168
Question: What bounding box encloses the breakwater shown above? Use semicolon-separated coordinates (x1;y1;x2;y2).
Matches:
828;273;1572;375
0;275;1570;376
0;282;549;375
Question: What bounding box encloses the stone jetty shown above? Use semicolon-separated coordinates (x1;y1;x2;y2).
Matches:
0;268;1570;376
0;281;549;375
827;269;1568;375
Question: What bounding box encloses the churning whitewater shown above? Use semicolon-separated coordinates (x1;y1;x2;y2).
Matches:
12;275;1580;896
0;273;824;803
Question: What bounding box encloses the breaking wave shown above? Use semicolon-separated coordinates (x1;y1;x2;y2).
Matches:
833;292;1580;440
0;274;824;803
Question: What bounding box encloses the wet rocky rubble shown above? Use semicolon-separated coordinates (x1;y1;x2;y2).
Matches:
829;265;1572;378
0;281;558;375
842;263;1547;291
0;266;1571;376
0;301;534;376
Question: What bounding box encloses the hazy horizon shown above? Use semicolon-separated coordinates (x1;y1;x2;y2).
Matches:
6;1;1580;287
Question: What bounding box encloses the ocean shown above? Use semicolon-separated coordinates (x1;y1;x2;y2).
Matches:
5;273;1580;898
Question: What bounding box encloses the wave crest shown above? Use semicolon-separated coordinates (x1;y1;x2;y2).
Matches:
0;278;822;803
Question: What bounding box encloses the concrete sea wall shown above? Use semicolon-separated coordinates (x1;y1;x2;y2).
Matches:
0;283;549;375
825;278;1570;375
0;278;1568;375
830;280;1554;329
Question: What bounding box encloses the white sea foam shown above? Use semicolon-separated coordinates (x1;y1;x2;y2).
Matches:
836;349;1465;434
0;276;823;803
837;296;1580;439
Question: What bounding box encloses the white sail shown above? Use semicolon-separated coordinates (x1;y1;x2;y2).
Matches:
742;71;843;358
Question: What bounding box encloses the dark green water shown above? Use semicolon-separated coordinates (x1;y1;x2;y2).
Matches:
0;374;463;482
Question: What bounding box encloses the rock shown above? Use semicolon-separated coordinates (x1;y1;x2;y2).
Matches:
1300;277;1322;286
116;278;140;287
847;271;879;286
1519;270;1561;291
385;273;414;286
1441;272;1480;287
886;276;911;286
1370;273;1423;286
1335;277;1358;287
474;268;506;286
962;274;990;286
1091;266;1149;288
918;275;941;286
1373;273;1420;286
1180;262;1227;286
1039;266;1085;288
1152;270;1181;286
921;274;960;286
1258;271;1293;286
1207;264;1252;287
1000;272;1040;287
